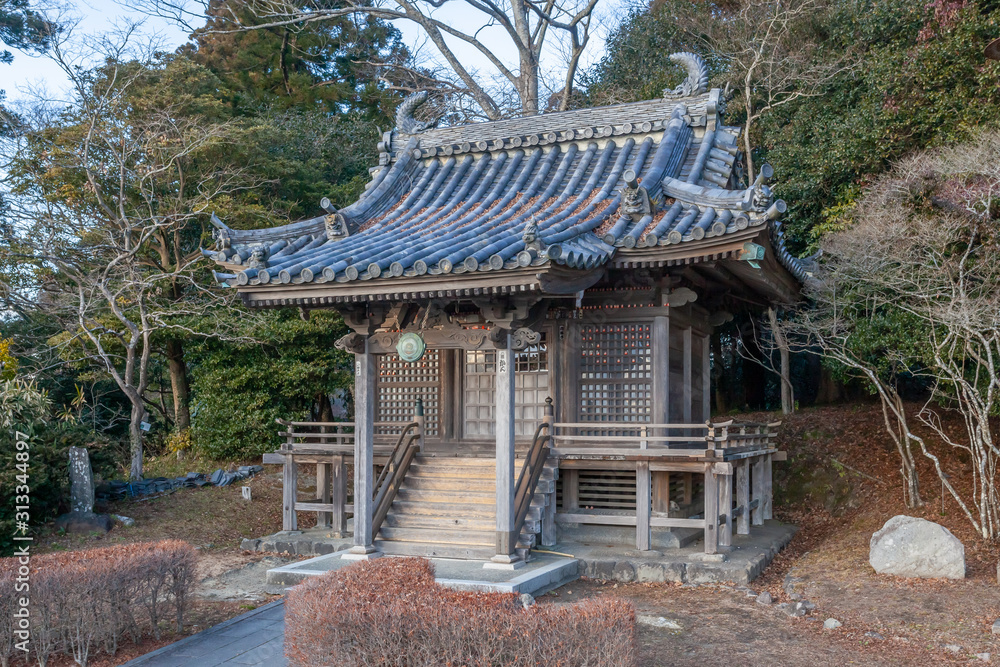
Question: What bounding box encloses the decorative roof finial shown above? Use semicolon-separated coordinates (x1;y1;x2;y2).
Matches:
395;91;440;134
663;52;710;98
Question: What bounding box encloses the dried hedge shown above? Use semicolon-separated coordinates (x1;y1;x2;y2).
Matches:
0;540;196;667
285;558;637;667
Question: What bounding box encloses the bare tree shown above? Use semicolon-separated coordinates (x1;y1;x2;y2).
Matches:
786;131;1000;532
2;27;260;479
139;0;600;119
669;0;846;182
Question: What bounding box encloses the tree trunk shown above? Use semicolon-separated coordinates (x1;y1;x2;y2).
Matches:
165;339;191;432
129;401;144;481
815;364;842;404
768;308;794;415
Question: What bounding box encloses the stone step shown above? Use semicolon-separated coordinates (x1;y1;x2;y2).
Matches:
377;526;494;546
374;540;497;560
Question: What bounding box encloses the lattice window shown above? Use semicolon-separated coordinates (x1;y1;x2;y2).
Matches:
376;351;441;436
579;324;652;423
463;339;549;438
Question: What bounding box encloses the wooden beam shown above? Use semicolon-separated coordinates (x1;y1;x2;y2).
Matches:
702;334;711;421
350;342;377;554
562;468;579;509
494;336;517;560
751;455;764;527
719;472;733;548
763;453;773;520
331;455;347;536
703;469;719;554
736;459;750;535
282;456;298;532
636;461;652;551
683;327;693;424
316;461;331;529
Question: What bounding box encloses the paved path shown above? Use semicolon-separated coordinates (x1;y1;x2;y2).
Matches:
121;600;286;667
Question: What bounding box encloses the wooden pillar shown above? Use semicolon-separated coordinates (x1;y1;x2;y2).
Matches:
719;471;732;548
636;461;651;551
494;337;517;561
350;343;377;555
316;461;331;529
701;334;711;421
751;455;765;527
562;469;579;511
652;472;671;513
683;327;693;424
282;454;298;532
652;315;670;424
682;472;693;505
703;466;718;554
736;458;750;535
331;455;347;536
763;453;773;520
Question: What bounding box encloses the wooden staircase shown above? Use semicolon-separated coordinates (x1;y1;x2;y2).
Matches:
374;454;558;561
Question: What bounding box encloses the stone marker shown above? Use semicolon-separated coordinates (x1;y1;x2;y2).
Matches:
56;447;112;534
824;618;842;630
869;515;965;579
69;446;95;513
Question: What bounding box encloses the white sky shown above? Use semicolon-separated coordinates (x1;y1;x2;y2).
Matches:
0;0;627;107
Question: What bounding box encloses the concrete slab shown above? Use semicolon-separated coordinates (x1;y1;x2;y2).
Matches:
267;550;579;595
121;600;286;667
563;520;797;585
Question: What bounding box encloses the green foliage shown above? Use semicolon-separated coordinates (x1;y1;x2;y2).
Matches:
188;310;351;459
0;380;117;555
590;0;1000;251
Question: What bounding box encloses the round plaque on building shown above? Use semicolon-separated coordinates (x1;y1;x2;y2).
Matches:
396;332;426;362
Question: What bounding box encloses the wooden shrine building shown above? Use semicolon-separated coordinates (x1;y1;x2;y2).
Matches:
209;52;809;567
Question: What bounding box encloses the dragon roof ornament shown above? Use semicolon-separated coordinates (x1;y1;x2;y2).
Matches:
395;91;440;134
664;52;710;98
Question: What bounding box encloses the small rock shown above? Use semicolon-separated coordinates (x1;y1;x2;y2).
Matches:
944;644;962;654
992;619;1000;635
798;600;817;611
112;514;135;527
519;593;535;609
782;603;806;618
789;592;802;601
745;590;757;598
638;615;682;631
864;631;884;640
824;618;842;630
976;653;990;663
756;591;773;605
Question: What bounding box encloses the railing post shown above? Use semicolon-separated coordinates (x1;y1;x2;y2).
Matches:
719;467;733;548
736;459;750;535
280;419;298;532
706;424;716;457
703;464;718;554
414;398;425;452
751;455;765;527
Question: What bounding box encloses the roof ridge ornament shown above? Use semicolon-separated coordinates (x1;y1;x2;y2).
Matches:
395;91;440;134
663;52;710;98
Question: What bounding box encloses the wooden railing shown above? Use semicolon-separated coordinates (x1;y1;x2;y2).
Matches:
371;400;425;538
513;398;554;542
550;420;780;459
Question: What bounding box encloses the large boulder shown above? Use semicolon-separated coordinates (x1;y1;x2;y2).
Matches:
869;515;965;579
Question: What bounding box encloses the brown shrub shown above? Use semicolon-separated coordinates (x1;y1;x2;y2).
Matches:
285;558;637;667
0;540;196;667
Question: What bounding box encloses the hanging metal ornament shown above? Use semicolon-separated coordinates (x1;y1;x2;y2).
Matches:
396;332;426;362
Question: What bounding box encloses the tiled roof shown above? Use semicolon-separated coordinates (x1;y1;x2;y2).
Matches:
209;64;808;293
